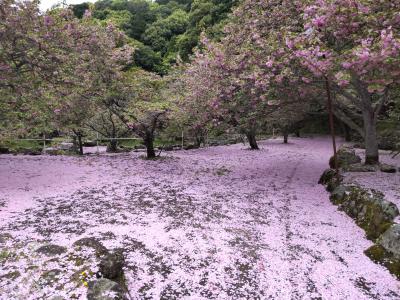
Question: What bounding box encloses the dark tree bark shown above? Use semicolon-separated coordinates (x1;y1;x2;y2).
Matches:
144;133;156;159
336;77;386;165
108;139;118;153
295;130;300;138
363;109;379;165
195;136;202;148
246;131;259;150
195;132;205;148
283;132;289;144
342;123;351;142
77;133;84;155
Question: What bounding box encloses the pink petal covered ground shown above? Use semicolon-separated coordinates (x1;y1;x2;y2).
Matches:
0;137;399;299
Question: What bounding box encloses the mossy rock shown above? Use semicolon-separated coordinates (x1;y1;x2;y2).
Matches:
344;163;378;173
36;244;67;256
73;237;108;258
319;168;337;185
332;185;399;241
378;224;400;257
38;269;63;289
326;179;341;192
329;147;362;169
380;164;397;173
365;245;400;279
330;185;350;205
319;168;343;192
356;206;393;240
87;278;127;300
0;233;13;244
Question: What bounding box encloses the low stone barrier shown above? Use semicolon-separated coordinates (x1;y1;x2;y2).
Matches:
329;184;398;240
320;163;400;279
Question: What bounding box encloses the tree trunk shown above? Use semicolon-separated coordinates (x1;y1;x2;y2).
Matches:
195;138;201;148
343;123;351;142
295;130;300;138
283;131;288;144
108;139;118;153
363;110;379;165
246;132;259;150
72;136;78;153
144;133;156;159
77;134;84;155
195;133;204;148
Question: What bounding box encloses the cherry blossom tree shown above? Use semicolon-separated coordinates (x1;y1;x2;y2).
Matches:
86;109;128;153
108;70;172;159
47;11;133;155
183;1;315;150
187;0;400;163
0;0;67;137
287;0;400;164
0;1;133;151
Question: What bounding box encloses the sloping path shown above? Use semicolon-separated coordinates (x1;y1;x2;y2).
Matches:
0;137;398;299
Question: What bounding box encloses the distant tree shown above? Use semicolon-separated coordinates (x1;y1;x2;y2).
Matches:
109;70;172;159
142;9;189;55
176;0;238;59
93;0;155;40
86;109;128;152
129;40;166;74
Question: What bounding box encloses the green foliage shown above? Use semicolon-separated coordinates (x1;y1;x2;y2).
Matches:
93;0;155;40
365;245;400;279
155;0;192;8
176;0;237;59
142;9;189;55
129;39;167;74
77;0;237;73
71;2;90;18
0;139;44;153
98;9;134;34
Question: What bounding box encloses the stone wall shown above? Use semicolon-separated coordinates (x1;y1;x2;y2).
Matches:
320;148;400;279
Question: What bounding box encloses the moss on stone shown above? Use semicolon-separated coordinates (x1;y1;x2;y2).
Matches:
319;168;343;192
365;245;400;279
319;169;336;185
356;201;394;240
67;253;85;267
329;147;361;169
330;185;348;205
330;185;399;241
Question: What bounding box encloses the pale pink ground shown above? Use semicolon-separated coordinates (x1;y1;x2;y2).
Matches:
0;137;399;299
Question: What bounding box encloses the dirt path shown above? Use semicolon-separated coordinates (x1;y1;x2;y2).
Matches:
0;137;399;299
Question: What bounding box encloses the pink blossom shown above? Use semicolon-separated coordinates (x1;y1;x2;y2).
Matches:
342;62;352;69
312;16;326;28
265;60;274;68
337;79;350;87
83;9;92;18
285;38;294;49
44;15;53;26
